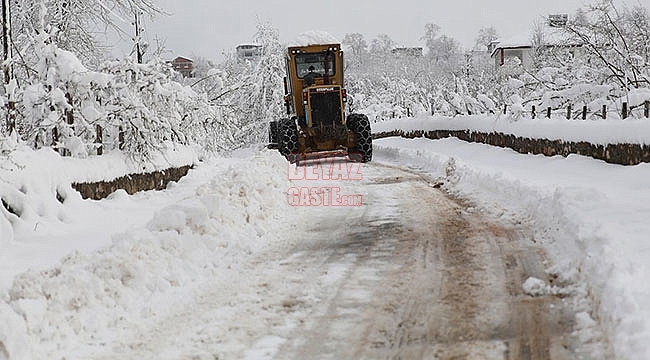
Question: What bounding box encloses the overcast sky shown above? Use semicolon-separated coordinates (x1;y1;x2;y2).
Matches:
130;0;642;62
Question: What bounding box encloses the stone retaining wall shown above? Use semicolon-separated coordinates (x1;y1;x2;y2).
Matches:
72;165;192;200
374;130;650;166
69;128;650;201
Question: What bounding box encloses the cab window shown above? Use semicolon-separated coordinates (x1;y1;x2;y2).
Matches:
295;53;336;78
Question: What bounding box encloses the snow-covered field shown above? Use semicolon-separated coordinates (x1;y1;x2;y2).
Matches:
1;113;650;359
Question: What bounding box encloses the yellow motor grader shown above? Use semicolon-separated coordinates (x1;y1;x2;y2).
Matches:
268;43;372;163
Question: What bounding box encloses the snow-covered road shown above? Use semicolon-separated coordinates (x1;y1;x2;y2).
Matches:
1;147;614;359
69;158;603;359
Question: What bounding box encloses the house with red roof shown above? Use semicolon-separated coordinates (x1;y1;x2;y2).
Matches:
171;56;194;77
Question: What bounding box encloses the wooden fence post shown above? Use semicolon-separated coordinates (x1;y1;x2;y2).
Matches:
602;105;607;119
547;107;552;118
65;92;74;125
95;124;103;155
532;105;536;119
5;101;15;134
57;92;75;156
582;105;587;120
52;127;59;152
503;104;507;115
644;100;649;118
118;126;125;150
566;104;572;119
622;102;628;119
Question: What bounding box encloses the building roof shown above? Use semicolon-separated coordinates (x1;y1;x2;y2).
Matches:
490;17;581;57
236;44;261;49
173;56;194;62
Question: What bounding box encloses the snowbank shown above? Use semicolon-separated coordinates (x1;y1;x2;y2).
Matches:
0;150;292;359
0;143;198;243
372;114;650;146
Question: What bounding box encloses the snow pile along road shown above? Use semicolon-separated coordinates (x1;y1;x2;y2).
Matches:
0;150;293;360
0;140;198;244
372;114;650;145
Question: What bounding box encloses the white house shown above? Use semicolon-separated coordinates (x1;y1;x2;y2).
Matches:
236;44;262;62
490;14;583;69
391;47;423;57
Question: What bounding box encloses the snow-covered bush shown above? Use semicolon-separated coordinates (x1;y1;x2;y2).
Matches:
0;0;228;162
8;32;216;161
16;32;112;156
342;28;503;120
99;58;192;160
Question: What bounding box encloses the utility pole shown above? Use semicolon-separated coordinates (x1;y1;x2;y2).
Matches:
134;11;143;64
1;0;14;135
1;0;9;84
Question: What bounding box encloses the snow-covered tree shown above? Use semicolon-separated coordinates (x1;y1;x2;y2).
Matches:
421;23;461;67
342;33;368;61
474;27;499;51
99;58;190;159
18;31;112;156
10;0;163;72
564;1;650;90
216;20;285;148
421;23;441;54
189;56;217;80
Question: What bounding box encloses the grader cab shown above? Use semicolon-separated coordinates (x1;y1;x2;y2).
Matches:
269;43;372;163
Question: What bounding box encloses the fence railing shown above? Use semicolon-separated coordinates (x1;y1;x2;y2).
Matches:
505;100;650;120
46;123;124;156
5;95;650;157
383;100;650;121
